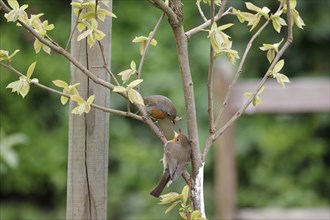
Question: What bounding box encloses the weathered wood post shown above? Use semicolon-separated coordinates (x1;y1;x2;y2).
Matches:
66;1;112;219
214;60;236;220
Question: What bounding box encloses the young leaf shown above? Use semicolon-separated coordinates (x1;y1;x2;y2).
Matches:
52;80;68;88
127;79;143;88
70;95;85;104
165;201;181;214
113;86;127;93
273;59;284;74
118;69;133;83
87;94;95;104
127;88;144;106
179;211;188;220
181;185;189;206
26;62;37;79
33;39;42;54
159;192;181;204
217;23;234;31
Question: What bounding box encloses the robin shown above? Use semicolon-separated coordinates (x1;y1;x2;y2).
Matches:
143;95;177;124
150;130;192;198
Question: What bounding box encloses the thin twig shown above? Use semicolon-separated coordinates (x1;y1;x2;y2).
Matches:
196;1;208;22
0;62;143;121
137;13;164;91
185;5;232;40
147;0;178;25
207;0;215;133
97;41;120;86
65;10;82;51
95;0;99;20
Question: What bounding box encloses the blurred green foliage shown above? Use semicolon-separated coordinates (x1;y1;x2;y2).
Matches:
0;0;329;219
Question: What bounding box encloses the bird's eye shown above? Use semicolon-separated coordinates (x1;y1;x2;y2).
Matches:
167;113;170;116
176;138;179;142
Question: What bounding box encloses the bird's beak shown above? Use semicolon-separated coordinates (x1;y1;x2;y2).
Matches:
172;116;182;124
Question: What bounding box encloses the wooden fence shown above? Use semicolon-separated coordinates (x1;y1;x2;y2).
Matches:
215;72;330;220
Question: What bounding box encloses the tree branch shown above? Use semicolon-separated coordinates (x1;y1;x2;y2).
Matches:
147;0;178;25
137;12;165;91
196;0;208;22
185;3;231;40
65;9;82;51
97;41;121;86
207;0;215;133
0;62;143;121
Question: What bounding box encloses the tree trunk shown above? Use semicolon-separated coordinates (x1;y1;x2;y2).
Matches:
66;1;112;219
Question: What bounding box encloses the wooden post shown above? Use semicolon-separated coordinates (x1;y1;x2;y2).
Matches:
214;60;236;220
66;1;112;219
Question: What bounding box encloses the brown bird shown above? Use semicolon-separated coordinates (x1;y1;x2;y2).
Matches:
143;95;177;124
150;130;192;198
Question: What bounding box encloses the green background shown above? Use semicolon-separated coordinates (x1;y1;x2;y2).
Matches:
0;0;329;219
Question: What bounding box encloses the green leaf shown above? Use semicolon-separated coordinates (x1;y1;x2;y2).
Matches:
87;95;95;104
52;80;68;88
8;49;20;60
159;192;181;204
127;79;143;88
118;69;133;83
181;185;189;206
217;23;234;31
292;9;305;29
245;2;261;12
70;95;85;104
42;44;51;55
61;96;69;105
18;79;30;98
191;210;202;220
276;73;291;88
34;39;42;54
250;14;261;31
127;88;144;105
252;95;262;106
266;49;275;63
94;30;105;41
273;59;285;73
243;92;252;99
26;62;37;79
130;60;136;72
8;0;19;9
150;38;157;46
258;85;265;95
102;8;117;18
165;201;180;214
132;36;148;43
113;86;127;93
179;212;188;220
77;29;93;41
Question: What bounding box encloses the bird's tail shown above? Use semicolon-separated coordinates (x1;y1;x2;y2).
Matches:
150;169;171;198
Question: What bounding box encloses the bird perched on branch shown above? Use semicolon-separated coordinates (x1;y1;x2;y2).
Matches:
143;95;178;124
150;130;192;198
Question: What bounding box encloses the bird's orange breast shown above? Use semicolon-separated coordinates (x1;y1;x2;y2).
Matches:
150;108;167;119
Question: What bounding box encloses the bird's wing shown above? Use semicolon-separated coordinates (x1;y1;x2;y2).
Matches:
164;150;177;180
